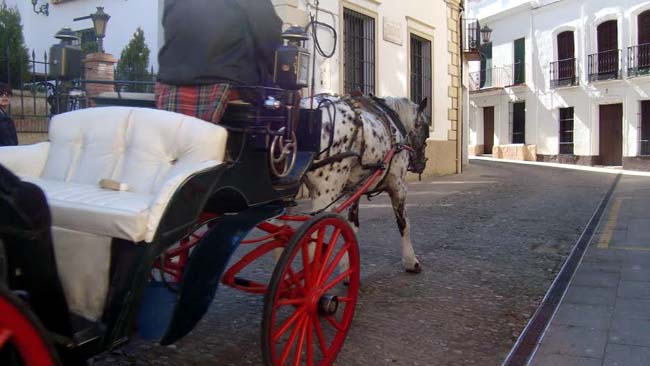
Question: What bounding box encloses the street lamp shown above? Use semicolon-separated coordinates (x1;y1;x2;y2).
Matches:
31;0;49;16
74;7;111;53
90;7;110;53
480;25;493;45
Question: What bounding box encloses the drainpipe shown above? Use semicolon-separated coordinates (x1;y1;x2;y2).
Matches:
457;1;465;174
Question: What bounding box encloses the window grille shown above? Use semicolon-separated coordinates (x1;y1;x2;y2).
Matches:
410;34;432;126
640;101;650;156
559;107;574;155
343;8;375;95
510;101;525;144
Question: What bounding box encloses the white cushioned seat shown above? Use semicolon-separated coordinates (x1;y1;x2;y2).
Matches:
0;106;228;243
0;106;228;320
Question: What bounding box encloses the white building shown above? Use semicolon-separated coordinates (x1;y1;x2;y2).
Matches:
8;0;464;175
466;0;650;171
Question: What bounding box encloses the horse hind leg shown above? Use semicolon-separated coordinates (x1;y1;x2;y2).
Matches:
387;183;421;274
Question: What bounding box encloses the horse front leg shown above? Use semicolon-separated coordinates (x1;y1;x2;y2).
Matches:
387;183;421;273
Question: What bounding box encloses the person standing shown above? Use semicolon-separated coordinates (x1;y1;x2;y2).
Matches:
0;83;17;146
156;0;283;123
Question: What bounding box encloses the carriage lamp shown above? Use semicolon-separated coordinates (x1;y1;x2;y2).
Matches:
274;25;311;90
31;0;49;16
480;24;493;44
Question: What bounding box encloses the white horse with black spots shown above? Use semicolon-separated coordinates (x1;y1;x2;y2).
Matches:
299;94;429;273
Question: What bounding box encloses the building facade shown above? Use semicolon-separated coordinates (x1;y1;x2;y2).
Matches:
7;0;464;175
466;0;650;171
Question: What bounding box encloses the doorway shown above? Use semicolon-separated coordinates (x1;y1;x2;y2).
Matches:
599;103;623;166
483;106;494;155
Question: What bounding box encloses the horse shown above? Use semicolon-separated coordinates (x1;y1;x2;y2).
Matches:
298;94;429;273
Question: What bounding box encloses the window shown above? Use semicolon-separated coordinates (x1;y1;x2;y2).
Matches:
596;20;619;77
479;42;492;88
559;107;574;155
510;101;526;144
343;8;375;95
640;101;650;156
514;38;525;84
637;11;650;72
410;34;432;125
552;31;577;87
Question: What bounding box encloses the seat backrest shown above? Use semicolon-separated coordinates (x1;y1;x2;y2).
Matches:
41;107;228;194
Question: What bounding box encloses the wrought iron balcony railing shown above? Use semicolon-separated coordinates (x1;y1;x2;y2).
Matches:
469;66;514;91
550;58;578;88
588;49;622;82
628;44;650;78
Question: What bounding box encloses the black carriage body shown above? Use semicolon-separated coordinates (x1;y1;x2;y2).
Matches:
0;86;323;365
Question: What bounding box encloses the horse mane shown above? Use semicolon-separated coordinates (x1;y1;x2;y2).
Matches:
381;97;418;133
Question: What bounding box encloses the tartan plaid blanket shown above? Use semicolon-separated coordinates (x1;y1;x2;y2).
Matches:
155;83;232;123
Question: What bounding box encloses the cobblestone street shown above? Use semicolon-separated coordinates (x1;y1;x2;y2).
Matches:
94;160;615;366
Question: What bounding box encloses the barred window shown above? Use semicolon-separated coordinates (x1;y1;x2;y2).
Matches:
559;107;574;155
410;34;432;125
343;8;375;95
641;101;650;156
510;101;526;144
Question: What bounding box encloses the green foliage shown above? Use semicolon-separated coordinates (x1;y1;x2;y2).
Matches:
116;27;151;92
0;4;29;88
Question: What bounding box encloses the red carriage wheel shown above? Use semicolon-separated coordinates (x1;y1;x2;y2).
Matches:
262;213;360;366
0;286;58;366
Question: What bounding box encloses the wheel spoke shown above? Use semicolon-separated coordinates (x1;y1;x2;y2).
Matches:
325;315;344;331
312;315;328;356
0;328;12;349
316;228;342;283
280;315;308;365
301;241;312;290
306;317;314;366
320;269;354;294
310;228;327;286
319;243;351;286
277;298;306;307
273;307;306;343
294;314;310;366
338;297;352;303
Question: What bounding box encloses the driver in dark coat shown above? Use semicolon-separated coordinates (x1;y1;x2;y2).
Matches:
156;0;283;123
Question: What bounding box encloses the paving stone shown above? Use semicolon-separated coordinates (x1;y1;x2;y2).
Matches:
553;303;613;330
613;299;650;320
617;281;650;299
535;324;607;358
609;317;650;347
530;353;602;366
604;344;650;366
563;285;617;306
579;261;621;274
620;267;650;282
572;271;620;288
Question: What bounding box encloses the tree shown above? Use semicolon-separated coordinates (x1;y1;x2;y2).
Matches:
0;4;29;88
116;27;151;92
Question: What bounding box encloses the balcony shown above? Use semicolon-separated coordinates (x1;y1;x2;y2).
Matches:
628;44;650;78
469;66;514;92
588;49;622;82
463;19;481;62
550;58;578;88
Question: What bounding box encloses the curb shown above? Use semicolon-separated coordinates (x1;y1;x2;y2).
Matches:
469;156;650;177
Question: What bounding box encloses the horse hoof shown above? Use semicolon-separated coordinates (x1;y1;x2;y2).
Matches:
405;262;422;274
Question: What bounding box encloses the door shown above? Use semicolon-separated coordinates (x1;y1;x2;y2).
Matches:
483;107;494;154
597;20;618;76
514;38;525;84
557;31;575;81
599;104;623;166
639;11;650;69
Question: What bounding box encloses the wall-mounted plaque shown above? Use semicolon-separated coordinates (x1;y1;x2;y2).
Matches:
383;17;402;45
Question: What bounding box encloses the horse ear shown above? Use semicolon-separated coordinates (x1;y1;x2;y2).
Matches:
418;98;428;114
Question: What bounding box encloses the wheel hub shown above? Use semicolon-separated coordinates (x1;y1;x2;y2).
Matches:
318;294;339;316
